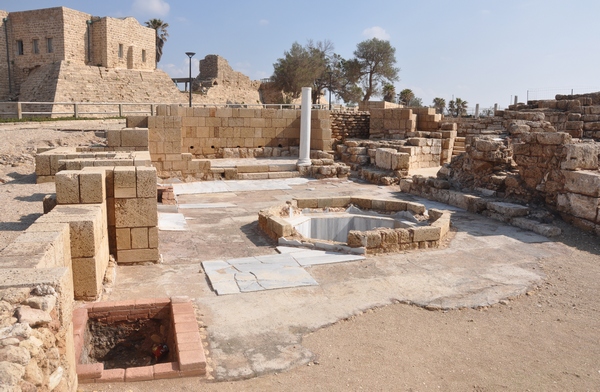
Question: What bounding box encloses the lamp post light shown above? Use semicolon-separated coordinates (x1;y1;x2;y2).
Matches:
185;52;195;107
327;69;333;111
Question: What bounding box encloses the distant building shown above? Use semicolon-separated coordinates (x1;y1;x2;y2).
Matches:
0;6;183;106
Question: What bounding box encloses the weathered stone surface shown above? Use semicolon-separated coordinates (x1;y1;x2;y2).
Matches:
24;295;57;313
0;361;25;387
486;202;529;217
556;193;599;222
0;345;31;366
16;306;52;327
562;170;600;197
561;144;598;170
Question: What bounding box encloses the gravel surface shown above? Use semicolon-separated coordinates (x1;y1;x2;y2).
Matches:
1;120;599;391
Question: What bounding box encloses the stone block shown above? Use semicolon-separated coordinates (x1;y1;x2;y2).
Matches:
55;171;80;205
561;144;598;170
116;248;160;264
114;198;158;228
115;228;131;250
131;228;149;249
375;148;395;170
114;167;137;198
405;201;426;215
391;153;410;170
105;129;121;147
295;198;318;208
136;167;157;198
79;170;106;204
486;202;529;217
563;170;600;197
35;154;51;176
410;226;441;242
121;128;149;148
148;227;159;248
556;193;599;222
350;197;372;210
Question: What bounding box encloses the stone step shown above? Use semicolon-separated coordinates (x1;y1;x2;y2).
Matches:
237;171;300;180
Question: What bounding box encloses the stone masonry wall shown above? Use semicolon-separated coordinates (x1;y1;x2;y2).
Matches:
330;111;370;141
15;61;186;114
148;105;332;179
0;6;157;101
0;11;10;99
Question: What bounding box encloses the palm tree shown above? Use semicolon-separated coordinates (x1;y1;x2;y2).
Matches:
399;88;414;106
145;19;169;63
382;83;396;102
448;98;468;117
432;97;446;115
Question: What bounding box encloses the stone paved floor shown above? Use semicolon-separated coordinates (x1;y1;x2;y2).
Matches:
102;177;568;380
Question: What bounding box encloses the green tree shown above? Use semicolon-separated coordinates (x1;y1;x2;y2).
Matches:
448;98;468;117
382;83;396;102
408;97;423;107
432;97;446;115
271;40;335;104
399;89;414;106
352;38;399;102
145;19;169;63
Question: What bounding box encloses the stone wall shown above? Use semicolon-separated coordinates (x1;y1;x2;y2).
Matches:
15;61;185;115
330;111;370;141
0;6;157;101
258;196;451;255
148;105;332;179
191;55;262;105
0;11;11;99
95;17;155;70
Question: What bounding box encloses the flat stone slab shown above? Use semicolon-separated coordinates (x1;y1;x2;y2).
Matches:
202;248;366;295
177;202;237;209
158;213;188;231
487;201;529;217
172;178;311;195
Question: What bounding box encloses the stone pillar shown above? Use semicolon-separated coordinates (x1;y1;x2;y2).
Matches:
475;103;480;118
298;87;312;166
494;103;498;116
514;96;518;105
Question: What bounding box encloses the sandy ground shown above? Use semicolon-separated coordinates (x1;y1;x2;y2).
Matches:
1;120;599;391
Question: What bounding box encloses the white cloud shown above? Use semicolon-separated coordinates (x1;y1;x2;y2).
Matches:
131;0;170;17
259;19;269;26
362;26;390;40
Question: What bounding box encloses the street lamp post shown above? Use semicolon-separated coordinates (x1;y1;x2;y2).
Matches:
185;52;195;107
327;69;333;110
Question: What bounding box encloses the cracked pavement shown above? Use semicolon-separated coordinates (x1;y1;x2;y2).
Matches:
101;178;568;380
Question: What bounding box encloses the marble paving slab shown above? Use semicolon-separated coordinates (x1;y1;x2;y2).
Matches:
158;212;188;231
202;248;365;295
173;178;311;195
177;202;237;209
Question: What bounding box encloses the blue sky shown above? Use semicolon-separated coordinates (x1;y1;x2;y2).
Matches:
3;0;600;109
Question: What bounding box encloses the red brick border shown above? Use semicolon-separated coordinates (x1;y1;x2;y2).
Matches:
75;298;206;384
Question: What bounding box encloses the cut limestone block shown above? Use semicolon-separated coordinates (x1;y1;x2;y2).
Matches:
114;167;137;198
486;202;529;217
136;167;157;198
114;198;158;228
79;170;106;204
55;171;80;205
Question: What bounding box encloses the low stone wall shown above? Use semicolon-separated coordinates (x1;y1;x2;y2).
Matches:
147;105;332;180
258;196;451;255
399;176;561;237
330;111;370;141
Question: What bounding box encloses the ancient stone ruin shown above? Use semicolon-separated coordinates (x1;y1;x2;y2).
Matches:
3;86;600;390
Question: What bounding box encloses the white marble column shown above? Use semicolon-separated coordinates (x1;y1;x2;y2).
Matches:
297;87;312;166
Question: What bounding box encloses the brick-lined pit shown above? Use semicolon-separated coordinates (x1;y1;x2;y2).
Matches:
258;196;452;254
73;298;206;383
